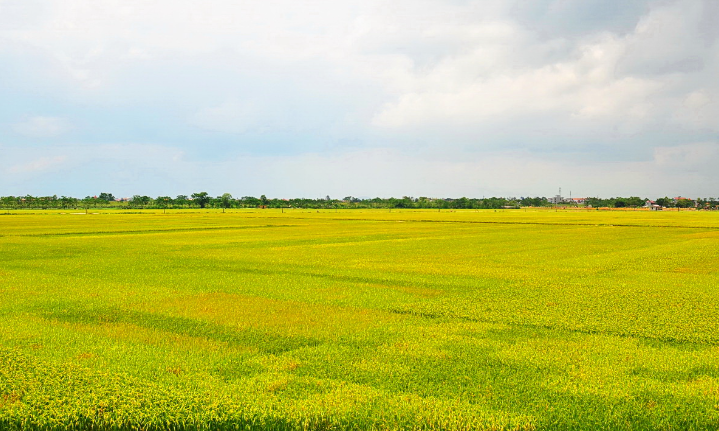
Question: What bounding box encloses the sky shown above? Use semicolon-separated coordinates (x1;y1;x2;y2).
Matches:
1;0;717;199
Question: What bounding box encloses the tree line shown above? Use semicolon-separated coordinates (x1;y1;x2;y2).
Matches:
1;193;717;210
583;196;714;209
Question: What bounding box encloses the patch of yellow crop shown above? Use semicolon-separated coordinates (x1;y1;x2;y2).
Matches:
2;209;719;429
135;291;392;340
76;321;233;352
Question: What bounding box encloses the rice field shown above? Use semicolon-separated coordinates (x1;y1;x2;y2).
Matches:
1;209;719;430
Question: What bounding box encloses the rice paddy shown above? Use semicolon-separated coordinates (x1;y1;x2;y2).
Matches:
1;209;719;430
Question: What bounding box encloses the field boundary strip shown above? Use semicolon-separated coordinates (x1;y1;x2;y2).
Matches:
0;224;298;238
258;215;719;230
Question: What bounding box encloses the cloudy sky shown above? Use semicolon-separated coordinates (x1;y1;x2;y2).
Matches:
1;0;717;199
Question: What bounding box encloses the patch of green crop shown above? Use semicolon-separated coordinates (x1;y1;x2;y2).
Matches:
1;210;719;429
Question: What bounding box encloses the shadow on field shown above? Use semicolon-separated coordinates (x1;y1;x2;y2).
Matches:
41;305;321;355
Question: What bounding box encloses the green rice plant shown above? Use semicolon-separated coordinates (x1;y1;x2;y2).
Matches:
1;210;719;429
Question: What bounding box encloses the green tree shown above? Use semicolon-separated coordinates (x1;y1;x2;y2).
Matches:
453;197;470;209
0;196;18;209
626;196;645;208
191;192;211;209
239;196;258;207
98;192;115;202
656;197;672;208
156;196;173;212
219;193;233;213
676;198;694;208
59;196;78;209
130;195;151;208
81;196;97;212
175;195;189;208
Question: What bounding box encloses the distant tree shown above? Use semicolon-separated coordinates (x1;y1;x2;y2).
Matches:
81;196;97;211
676;198;694;208
241;196;261;207
0;196;18;209
416;197;431;208
191;192;211;209
175;195;189;208
585;197;603;207
21;195;35;209
656;197;672;208
260;195;269;207
98;192;115;202
482;197;508;209
520;197;547;207
219;193;233;213
59;196;77;209
37;195;58;209
626;196;645;208
156;196;173;212
453;197;470;209
390;196;413;208
130;195;152;208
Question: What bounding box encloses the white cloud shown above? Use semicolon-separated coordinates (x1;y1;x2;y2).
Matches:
370;1;714;144
194;145;718;199
673;89;719;131
653;142;719;169
0;142;191;196
8;155;67;173
189;101;260;134
13;116;71;137
0;0;717;197
2;139;717;198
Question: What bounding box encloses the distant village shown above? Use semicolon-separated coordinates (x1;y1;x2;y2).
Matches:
546;194;704;210
1;193;717;210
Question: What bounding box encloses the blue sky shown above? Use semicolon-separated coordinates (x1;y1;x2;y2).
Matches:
1;0;717;199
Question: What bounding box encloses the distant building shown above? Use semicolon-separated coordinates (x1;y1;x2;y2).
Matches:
548;194;563;204
644;200;662;211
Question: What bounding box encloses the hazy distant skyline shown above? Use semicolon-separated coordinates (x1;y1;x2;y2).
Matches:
1;0;718;198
